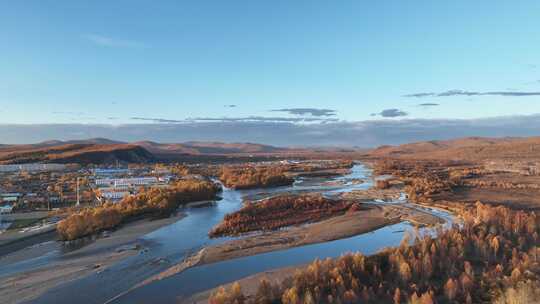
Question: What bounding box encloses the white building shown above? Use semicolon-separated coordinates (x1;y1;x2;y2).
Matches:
0;205;13;214
98;186;130;192
1;193;21;198
95;177;158;188
100;191;130;200
1;197;18;203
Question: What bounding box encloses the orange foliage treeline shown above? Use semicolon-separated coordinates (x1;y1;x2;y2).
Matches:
209;194;356;238
57;179;221;241
373;160;458;204
219;166;294;189
210;202;540;304
289;160;354;172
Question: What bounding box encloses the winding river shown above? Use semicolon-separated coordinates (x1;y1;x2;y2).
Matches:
20;163;453;304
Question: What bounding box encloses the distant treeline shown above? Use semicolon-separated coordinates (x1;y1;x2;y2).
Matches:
57;179;221;241
210;202;540;303
219;166;294;189
290;160;354;172
209;194;357;238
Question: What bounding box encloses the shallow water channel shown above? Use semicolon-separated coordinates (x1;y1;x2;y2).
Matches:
20;163;453;304
115;164;453;303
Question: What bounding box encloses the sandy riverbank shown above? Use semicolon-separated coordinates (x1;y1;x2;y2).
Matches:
180;203;446;304
195;202;443;267
128;201;444;296
200;205;394;265
0;213;186;304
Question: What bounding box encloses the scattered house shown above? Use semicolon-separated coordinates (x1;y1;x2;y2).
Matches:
92;168;130;176
98;186;130;192
180;174;205;181
1;196;18;203
24;196;46;204
0;205;13;214
1;193;20;204
48;196;61;204
152;168;171;174
485;161;540;176
1;193;22;198
61;194;77;202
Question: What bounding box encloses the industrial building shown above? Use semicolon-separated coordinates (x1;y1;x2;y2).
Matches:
95;177;158;187
100;191;130;200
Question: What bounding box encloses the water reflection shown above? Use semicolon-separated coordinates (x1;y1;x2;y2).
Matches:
113;164;452;303
19;163;452;304
121;222;413;302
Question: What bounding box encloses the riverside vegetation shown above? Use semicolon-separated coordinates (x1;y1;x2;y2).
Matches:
57;179;221;240
209;202;540;304
219;166;294;189
208;194;360;238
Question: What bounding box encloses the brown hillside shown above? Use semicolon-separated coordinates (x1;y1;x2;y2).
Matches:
0;138;364;164
368;136;540;161
0;143;154;165
134;141;285;155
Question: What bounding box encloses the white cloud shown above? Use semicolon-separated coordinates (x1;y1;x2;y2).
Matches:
84;34;146;48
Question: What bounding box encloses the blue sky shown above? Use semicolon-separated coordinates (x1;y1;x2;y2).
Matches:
1;1;540;142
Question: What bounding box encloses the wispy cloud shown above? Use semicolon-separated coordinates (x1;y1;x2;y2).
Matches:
371;109;408;118
224;104;237;108
270;108;336;117
405;93;434;98
131;116;338;124
191;116;338;123
84;34;146;48
418;103;439;107
131;117;185;123
404;89;540;98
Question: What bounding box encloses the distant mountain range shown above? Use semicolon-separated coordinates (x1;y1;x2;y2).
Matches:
367;136;540;161
3;136;537;165
0;138;304;165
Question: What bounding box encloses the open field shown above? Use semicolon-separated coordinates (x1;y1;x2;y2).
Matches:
362;136;540;211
